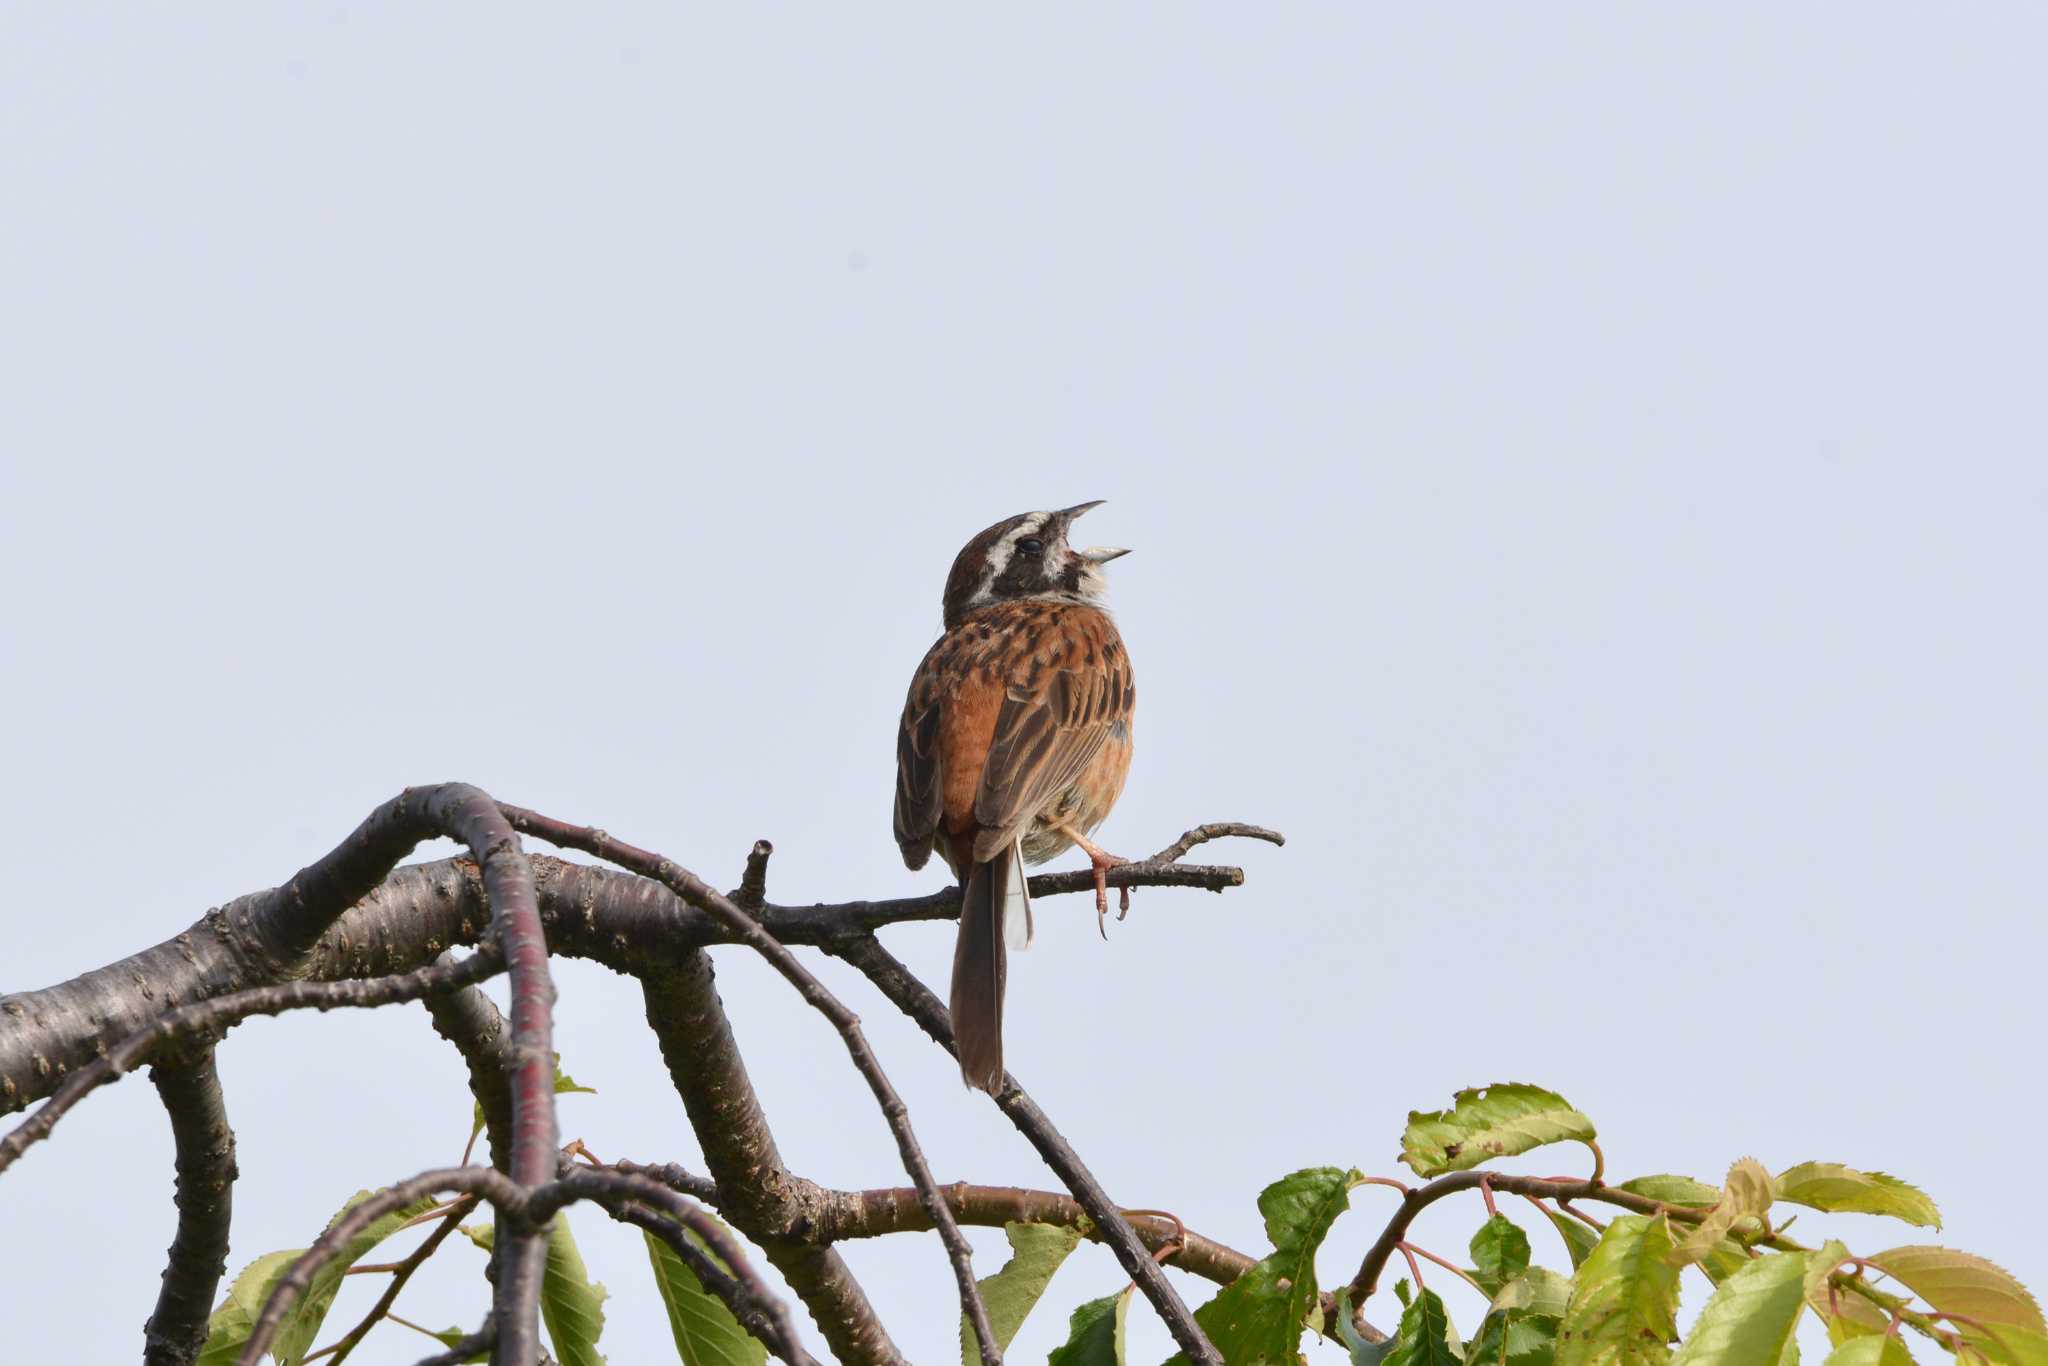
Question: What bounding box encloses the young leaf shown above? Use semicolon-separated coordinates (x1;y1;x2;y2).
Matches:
540;1213;608;1366
421;1326;491;1363
1538;1207;1602;1270
956;1222;1081;1365
1496;1270;1574;1319
1046;1289;1132;1366
197;1251;300;1366
1819;1340;1915;1366
1617;1176;1721;1209
1470;1216;1533;1296
1165;1167;1363;1366
1670;1160;1774;1268
1865;1246;2044;1350
1337;1288;1399;1366
203;1190;445;1366
1554;1213;1681;1366
1774;1165;1940;1230
1670;1251;1810;1365
1403;1085;1597;1178
1464;1308;1560;1366
643;1228;768;1366
1389;1286;1461;1366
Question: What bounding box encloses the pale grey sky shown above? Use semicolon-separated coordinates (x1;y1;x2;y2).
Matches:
3;5;2043;1363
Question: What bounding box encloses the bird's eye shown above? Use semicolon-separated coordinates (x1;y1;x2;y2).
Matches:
1016;537;1044;556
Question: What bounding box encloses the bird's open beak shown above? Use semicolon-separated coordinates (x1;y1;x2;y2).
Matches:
1055;501;1131;562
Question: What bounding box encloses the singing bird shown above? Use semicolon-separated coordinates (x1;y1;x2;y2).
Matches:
894;502;1137;1093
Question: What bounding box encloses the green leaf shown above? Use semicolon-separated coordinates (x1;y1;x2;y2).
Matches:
1671;1251;1810;1365
1165;1166;1363;1366
422;1326;491;1363
460;1222;495;1253
1972;1323;2048;1366
643;1228;768;1366
957;1222;1081;1364
540;1213;608;1366
1047;1290;1132;1366
1865;1246;2044;1351
1554;1214;1681;1366
1497;1271;1575;1319
470;1051;597;1147
1538;1207;1602;1270
1337;1289;1399;1366
1402;1085;1597;1178
198;1190;445;1366
1470;1217;1533;1297
1465;1310;1559;1366
1772;1165;1939;1230
1388;1287;1461;1366
1670;1159;1774;1268
1819;1340;1915;1366
1617;1177;1722;1209
197;1251;300;1366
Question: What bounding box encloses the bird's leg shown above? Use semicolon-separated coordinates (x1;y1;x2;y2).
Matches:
1053;821;1131;938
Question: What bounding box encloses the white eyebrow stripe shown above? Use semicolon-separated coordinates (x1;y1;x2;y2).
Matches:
971;513;1048;604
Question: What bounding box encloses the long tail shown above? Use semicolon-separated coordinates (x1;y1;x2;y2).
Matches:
951;842;1027;1092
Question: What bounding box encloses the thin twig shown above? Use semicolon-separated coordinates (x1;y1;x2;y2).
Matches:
831;933;1222;1366
307;1195;481;1364
501;805;1001;1366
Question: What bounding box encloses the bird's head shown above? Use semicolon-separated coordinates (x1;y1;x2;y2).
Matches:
940;501;1130;627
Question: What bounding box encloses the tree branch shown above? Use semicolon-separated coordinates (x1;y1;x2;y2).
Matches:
830;934;1222;1366
501;807;1002;1365
143;1047;237;1366
640;948;906;1364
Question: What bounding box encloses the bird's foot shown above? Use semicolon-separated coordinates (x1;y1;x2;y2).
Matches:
1063;829;1132;939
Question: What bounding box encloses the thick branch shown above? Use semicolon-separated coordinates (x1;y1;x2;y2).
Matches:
641;949;905;1364
832;934;1222;1366
424;968;518;1173
1;953;499;1175
143;1048;237;1366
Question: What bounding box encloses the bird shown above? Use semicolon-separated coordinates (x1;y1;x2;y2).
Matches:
894;502;1137;1093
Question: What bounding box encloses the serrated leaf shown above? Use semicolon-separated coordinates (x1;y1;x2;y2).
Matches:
1670;1160;1774;1268
1554;1214;1681;1366
1671;1251;1810;1365
1470;1217;1533;1297
1819;1339;1915;1366
1048;1289;1132;1366
1497;1271;1575;1320
197;1190;444;1366
540;1213;608;1366
1617;1177;1722;1209
643;1228;768;1366
1165;1167;1363;1366
1972;1323;2048;1366
1388;1287;1461;1366
1774;1165;1940;1230
1866;1246;2044;1351
1465;1310;1560;1366
197;1251;300;1365
957;1222;1081;1364
1539;1207;1602;1270
1402;1085;1597;1178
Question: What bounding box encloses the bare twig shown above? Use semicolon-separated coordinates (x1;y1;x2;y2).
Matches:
143;1048;237;1366
640;945;906;1364
502;806;1001;1366
831;934;1222;1366
241;1168;526;1366
553;1166;813;1365
308;1195;481;1364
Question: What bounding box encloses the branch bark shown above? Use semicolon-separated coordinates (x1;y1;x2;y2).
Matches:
143;1047;237;1366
